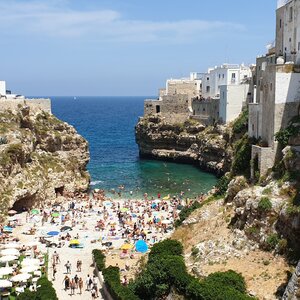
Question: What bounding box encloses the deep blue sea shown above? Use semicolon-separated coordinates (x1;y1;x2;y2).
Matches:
48;96;216;199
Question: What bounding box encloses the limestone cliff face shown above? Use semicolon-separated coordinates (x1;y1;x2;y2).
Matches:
135;115;233;175
0;105;90;218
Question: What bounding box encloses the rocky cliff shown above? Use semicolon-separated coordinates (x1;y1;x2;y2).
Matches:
135;115;234;176
0;105;90;219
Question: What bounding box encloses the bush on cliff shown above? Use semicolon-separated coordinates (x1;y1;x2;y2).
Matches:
232;109;249;135
214;174;231;196
92;249;106;271
175;202;201;228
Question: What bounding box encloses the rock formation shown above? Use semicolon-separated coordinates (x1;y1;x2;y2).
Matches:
135;115;233;175
0;105;90;219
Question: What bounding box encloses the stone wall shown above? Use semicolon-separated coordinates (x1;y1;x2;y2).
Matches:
144;99;161;116
248;103;262;139
167;80;198;101
0;98;51;114
251;145;277;177
191;98;219;126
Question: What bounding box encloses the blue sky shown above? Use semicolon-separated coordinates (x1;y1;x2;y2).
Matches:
1;0;276;96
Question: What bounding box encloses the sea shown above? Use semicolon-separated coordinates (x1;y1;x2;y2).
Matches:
48;96;217;199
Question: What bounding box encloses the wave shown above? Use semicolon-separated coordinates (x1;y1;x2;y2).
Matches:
90;180;103;186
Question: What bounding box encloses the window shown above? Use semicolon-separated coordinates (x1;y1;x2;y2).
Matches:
280;19;282;28
207;77;209;81
289;37;292;42
270;83;273;91
232;73;236;79
298;42;300;51
289;6;293;21
206;86;210;93
219;74;221;79
203;108;206;112
222;74;225;79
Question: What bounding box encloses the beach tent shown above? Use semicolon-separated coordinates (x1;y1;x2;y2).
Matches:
135;240;148;253
0;267;13;276
0;279;12;288
11;273;31;282
0;256;18;263
0;249;20;257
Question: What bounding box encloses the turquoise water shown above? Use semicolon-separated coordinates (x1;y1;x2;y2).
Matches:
50;96;217;198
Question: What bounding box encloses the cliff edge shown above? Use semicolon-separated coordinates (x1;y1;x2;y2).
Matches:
0;104;90;218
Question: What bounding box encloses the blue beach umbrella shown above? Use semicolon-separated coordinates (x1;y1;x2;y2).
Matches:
135;240;148;253
47;231;59;236
3;226;13;233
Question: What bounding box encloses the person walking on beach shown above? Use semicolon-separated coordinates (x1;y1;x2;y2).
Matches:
86;274;92;291
74;274;79;289
65;261;71;274
78;277;83;294
93;275;99;297
70;278;76;295
52;266;57;281
77;259;82;272
63;275;70;291
91;286;97;299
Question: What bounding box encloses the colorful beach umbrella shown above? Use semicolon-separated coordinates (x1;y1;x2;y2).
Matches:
51;212;60;218
135;240;148;253
31;209;39;215
120;243;133;250
47;231;59;236
3;226;13;233
69;239;80;245
120;208;129;212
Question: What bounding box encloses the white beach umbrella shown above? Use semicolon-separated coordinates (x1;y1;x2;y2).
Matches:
3;243;21;249
0;256;18;263
0;279;12;288
0;267;14;276
20;265;40;273
21;258;40;267
161;219;172;225
10;273;31;282
1;248;20;257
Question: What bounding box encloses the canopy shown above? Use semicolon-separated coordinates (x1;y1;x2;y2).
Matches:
11;273;31;282
1;248;20;257
20;265;40;273
0;279;12;288
69;239;80;245
0;267;13;276
0;256;18;263
3;243;21;249
135;240;148;253
21;258;40;267
120;243;133;250
47;231;59;236
31;209;39;215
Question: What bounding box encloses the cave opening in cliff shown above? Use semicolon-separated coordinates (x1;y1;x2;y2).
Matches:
55;186;64;197
156;105;160;113
12;195;36;212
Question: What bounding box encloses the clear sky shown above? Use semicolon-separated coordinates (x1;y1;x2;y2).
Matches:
1;0;276;96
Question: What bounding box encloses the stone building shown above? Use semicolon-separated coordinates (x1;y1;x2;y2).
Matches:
191;97;219;126
249;0;300;177
144;73;201;123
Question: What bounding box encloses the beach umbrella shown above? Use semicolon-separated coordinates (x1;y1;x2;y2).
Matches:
120;208;129;212
47;231;59;236
135;240;148;253
11;273;31;282
0;256;18;263
0;267;13;276
120;243;133;250
163;195;170;200
3;226;13;233
20;265;40;273
162;219;172;225
8;210;17;215
61;226;72;232
0;279;12;288
1;248;20;257
69;239;80;245
21;258;40;267
7;216;17;221
51;212;60;218
3;243;21;249
31;209;39;215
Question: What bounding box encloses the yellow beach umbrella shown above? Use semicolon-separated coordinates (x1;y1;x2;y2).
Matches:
120;244;133;250
163;195;170;200
69;239;80;245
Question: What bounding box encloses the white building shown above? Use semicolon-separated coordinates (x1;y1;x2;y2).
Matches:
0;80;24;99
201;64;251;99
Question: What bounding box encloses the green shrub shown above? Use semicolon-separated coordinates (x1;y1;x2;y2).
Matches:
148;239;183;261
103;266;139;300
36;276;58;300
175;201;201;227
92;249;106;271
16;290;37;300
231;134;256;178
258;197;272;212
214;175;231;196
266;234;279;251
191;246;199;257
232;109;249;135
